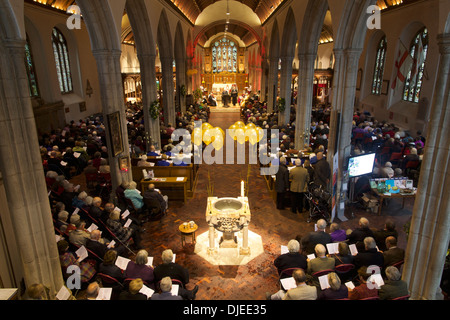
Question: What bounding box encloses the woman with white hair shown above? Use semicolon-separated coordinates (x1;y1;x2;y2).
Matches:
124;249;155;288
317;272;349;300
124;181;144;211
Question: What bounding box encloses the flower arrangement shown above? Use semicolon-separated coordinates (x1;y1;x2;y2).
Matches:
149;100;161;120
277;97;286;112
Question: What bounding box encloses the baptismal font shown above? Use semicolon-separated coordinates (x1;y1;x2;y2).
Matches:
206;181;251;255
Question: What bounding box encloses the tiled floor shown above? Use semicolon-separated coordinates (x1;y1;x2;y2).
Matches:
74;110;414;300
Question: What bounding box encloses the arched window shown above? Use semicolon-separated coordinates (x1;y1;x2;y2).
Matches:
52;27;73;94
403;28;428;103
24;35;40;97
371;36;387;95
212;38;238;73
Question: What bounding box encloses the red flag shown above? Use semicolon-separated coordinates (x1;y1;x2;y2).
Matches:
391;41;413;92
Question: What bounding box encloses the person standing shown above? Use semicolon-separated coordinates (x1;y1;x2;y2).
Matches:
275;157;290;210
289;159;310;214
313;151;330;190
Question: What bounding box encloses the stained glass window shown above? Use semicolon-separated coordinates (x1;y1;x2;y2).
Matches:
371;36;387;95
24;35;40;97
212;38;238;73
403;28;428;103
52;27;73;94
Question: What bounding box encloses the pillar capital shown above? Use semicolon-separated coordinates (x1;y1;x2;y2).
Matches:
437;33;450;54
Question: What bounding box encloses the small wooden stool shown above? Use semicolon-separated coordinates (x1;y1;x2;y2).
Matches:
179;223;198;247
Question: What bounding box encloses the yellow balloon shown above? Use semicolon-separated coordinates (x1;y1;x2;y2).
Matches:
192;128;203;146
246;128;258;145
246;122;256;130
235;128;245;144
256;127;264;142
203;129;212;145
202;122;213;132
212;135;224;150
234;121;245;129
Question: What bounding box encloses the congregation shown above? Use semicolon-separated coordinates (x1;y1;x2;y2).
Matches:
32;92;431;300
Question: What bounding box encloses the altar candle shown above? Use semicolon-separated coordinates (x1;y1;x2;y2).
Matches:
241;180;244;197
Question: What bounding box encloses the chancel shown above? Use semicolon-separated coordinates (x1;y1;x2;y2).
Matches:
0;0;449;304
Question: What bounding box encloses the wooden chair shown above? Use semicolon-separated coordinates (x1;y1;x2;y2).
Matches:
85;172;99;190
312;269;334;278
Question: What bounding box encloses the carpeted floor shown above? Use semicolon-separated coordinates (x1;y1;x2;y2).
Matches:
72;110;414;300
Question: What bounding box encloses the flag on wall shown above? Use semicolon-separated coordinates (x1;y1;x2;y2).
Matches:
391;40;413;92
411;36;425;78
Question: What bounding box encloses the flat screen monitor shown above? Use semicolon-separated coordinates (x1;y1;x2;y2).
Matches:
348;153;376;178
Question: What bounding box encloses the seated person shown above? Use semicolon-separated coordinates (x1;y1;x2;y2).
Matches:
267;269;317;300
378;266;409;300
143;183;168;215
173;150;188;166
307;244;335;275
329;222;347;242
383;236;405;268
156;154;171;167
119;278;148;300
124;249;155;289
151;277;183;300
373;219;398;251
106;210;142;250
348;266;379;300
333;242;354;266
353;237;384;270
317;272;348;300
68;220;91;247
137;155;152;167
153;249;198;300
89;197;104;222
274;239;307;277
347;217;375;245
301;219;332;255
124;181;144;211
147;145;159;157
98;249;125;283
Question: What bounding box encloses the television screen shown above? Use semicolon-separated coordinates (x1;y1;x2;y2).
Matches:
348;153;376;178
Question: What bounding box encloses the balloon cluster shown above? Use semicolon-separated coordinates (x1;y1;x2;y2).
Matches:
191;121;265;151
191;122;225;151
228;121;264;145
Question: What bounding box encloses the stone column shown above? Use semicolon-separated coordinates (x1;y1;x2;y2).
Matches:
295;53;316;149
278;56;294;125
327;48;361;219
260;59;268;102
160;56;176;126
137;53;161;151
402;33;450;300
0;39;64;297
266;57;279;113
176;58;187;113
92;49;132;193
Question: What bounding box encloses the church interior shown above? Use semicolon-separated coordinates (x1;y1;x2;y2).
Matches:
0;0;449;303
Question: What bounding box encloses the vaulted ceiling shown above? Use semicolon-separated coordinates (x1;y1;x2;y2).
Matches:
166;0;285;25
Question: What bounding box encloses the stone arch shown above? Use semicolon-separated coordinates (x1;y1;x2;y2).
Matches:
280;6;298;59
76;0;122;52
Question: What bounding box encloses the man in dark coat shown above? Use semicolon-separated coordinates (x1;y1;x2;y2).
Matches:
274;240;307;278
313;151;331;190
275;157;290;210
353;237;384;270
230;85;238;106
143;183;167;217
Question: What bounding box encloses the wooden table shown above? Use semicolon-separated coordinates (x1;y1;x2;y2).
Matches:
141;177;188;203
371;188;416;215
179;223;198;247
